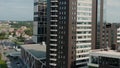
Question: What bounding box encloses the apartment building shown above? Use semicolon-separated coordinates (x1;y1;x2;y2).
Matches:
104;23;117;49
33;0;47;43
46;0;92;68
92;0;106;49
95;23;117;49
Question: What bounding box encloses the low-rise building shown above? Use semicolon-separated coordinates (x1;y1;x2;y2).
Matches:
88;49;120;68
20;44;46;68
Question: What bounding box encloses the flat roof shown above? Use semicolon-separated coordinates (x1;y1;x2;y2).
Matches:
90;49;120;59
21;44;46;59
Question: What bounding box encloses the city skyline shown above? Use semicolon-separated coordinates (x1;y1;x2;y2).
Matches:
0;0;120;22
0;0;119;22
0;0;120;68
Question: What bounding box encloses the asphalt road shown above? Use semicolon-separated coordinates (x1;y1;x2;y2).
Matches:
0;40;25;68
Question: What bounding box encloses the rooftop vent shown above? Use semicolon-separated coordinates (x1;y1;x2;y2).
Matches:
42;41;46;46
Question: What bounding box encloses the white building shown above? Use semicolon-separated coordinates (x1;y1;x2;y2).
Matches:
76;0;92;67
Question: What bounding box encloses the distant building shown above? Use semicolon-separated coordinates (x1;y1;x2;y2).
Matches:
33;0;47;44
92;0;106;49
0;23;11;33
20;44;46;68
117;27;120;46
88;49;120;68
21;26;27;30
15;29;24;37
15;26;28;37
104;23;117;49
9;28;15;33
93;22;118;49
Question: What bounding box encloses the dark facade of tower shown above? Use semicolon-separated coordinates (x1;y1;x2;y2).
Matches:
47;0;93;68
46;0;76;68
33;0;47;43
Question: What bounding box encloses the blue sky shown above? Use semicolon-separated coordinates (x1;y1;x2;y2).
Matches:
0;0;120;22
0;0;33;21
107;0;120;23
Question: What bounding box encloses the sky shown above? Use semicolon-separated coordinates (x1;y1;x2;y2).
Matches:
107;0;120;23
0;0;120;22
0;0;33;21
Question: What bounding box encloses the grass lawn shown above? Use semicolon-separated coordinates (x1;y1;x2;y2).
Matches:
0;60;7;68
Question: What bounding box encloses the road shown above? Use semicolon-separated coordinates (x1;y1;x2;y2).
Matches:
0;40;25;68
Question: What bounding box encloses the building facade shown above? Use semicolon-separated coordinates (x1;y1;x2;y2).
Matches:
47;0;92;68
33;0;47;43
104;23;117;49
21;44;46;68
88;49;120;68
92;0;106;49
95;23;117;50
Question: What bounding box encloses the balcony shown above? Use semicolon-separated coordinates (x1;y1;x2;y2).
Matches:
51;5;58;7
50;39;57;41
51;0;58;2
49;63;57;66
50;58;57;61
50;29;57;31
50;49;57;51
51;15;58;17
50;44;57;46
50;10;58;12
50;54;57;56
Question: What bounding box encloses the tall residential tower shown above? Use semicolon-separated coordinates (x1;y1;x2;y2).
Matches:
47;0;92;68
92;0;106;49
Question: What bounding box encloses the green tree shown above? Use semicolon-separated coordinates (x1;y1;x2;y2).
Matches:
17;35;25;42
0;32;8;40
24;29;33;36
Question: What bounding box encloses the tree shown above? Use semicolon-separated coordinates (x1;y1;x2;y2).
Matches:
24;29;33;36
17;35;25;42
0;32;8;40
